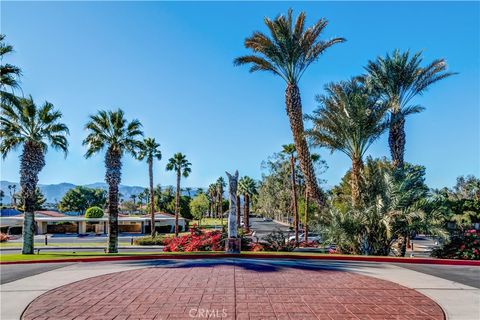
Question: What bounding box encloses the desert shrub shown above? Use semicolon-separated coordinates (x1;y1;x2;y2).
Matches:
134;235;166;246
85;206;104;218
431;229;480;260
0;233;9;242
163;225;225;252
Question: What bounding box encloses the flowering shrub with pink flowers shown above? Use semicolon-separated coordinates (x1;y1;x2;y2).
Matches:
163;225;225;252
432;229;480;260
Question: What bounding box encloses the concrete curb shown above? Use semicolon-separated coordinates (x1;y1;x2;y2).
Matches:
2;252;480;266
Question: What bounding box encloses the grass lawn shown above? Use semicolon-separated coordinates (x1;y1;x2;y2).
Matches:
191;218;225;228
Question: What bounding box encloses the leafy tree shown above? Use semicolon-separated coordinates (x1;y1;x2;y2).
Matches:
1;96;69;254
0;189;4;206
17;187;46;211
238;176;257;233
306;78;388;206
190;193;209;225
235;9;344;208
167;195;192;220
166;153;191;236
363;50;456;169
281;144;299;242
83;109;143;253
0;34;22;93
58;186;106;213
85;206;104;218
137;137;162;236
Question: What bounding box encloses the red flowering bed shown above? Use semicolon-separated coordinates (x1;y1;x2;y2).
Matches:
432;229;480;260
163;225;224;252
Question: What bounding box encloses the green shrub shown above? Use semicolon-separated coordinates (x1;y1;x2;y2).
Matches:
85;206;104;218
134;235;166;246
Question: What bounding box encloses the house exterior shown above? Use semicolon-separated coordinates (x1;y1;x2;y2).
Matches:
0;209;186;235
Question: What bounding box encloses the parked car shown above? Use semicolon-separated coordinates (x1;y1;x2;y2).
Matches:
262;217;273;222
288;233;322;243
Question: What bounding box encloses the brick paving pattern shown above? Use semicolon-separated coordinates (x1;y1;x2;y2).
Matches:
22;265;445;320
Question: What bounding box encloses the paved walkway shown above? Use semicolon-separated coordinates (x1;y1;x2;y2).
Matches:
22;265;445;320
1;259;479;320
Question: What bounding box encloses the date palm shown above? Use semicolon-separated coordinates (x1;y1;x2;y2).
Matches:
235;9;344;208
238;176;257;233
306;78;388;207
0;34;22;93
282;144;299;242
1;96;69;254
363;50;456;169
137;137;162;237
166;153;191;236
83;109;143;253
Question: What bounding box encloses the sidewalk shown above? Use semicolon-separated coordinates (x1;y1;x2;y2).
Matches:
1;258;479;319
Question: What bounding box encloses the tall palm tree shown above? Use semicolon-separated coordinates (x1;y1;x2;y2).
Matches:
166;153;191;236
235;9;344;208
1;96;69;254
137;137;161;237
282;144;299;242
83;109;143;253
304;153;321;242
0;34;22;93
238;176;257;233
216;177;226;223
208;183;217;218
363;50;456;169
306;78;388;207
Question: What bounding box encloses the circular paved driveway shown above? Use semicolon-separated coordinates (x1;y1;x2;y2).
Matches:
22;264;445;320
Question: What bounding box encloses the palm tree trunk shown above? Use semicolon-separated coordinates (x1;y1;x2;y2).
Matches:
219;193;223;225
304;188;308;242
285;84;324;208
290;154;299;243
20;142;45;254
105;147;122;253
175;168;181;236
244;194;250;233
236;194;241;228
148;159;155;237
389;111;406;169
351;157;363;207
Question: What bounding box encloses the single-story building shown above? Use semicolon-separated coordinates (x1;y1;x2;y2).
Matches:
0;210;186;235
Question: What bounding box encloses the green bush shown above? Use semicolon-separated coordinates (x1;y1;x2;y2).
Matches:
85;206;104;218
134;235;166;246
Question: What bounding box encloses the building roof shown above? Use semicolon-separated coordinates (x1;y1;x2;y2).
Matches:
35;210;66;217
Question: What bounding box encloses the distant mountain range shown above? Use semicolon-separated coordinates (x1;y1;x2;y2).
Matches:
0;181;200;204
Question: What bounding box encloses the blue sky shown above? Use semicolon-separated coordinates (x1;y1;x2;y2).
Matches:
1;1;479;190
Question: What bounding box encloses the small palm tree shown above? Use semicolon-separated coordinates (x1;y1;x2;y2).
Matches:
0;34;22;93
216;177;226;224
1;96;69;254
281;144;299;242
238;176;257;233
235;9;344;208
83;109;143;253
306;78;389;206
137;137;162;237
363;50;456;169
166;153;191;236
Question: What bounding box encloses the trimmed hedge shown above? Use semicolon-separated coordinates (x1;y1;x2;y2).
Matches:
134;235;166;246
85;206;104;218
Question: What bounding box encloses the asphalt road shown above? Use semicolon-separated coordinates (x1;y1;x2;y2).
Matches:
249;217;291;240
0;262;74;284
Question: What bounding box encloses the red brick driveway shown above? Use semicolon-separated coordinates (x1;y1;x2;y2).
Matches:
22;264;445;320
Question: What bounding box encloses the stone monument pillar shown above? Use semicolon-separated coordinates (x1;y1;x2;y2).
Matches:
225;170;241;253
